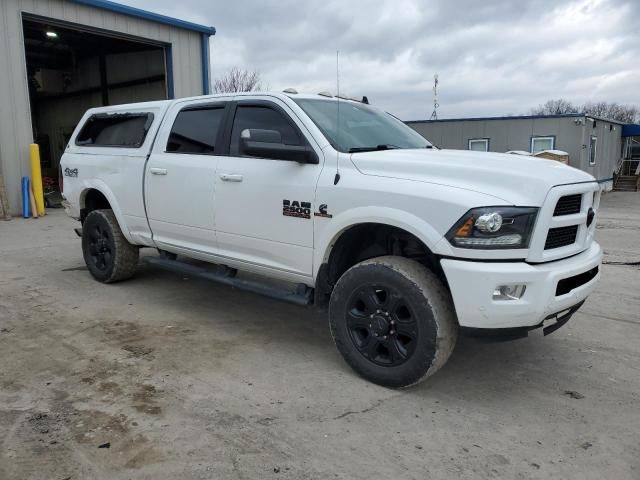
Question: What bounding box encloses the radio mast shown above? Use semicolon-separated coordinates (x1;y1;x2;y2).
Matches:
430;74;439;120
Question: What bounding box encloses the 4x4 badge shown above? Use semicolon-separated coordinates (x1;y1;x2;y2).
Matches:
314;203;333;218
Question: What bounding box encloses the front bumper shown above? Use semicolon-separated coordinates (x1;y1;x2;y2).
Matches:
441;242;602;330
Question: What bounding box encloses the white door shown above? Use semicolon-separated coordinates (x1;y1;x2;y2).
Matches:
145;100;229;253
214;99;324;277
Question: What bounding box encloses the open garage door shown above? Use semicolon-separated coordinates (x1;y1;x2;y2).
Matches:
22;15;171;188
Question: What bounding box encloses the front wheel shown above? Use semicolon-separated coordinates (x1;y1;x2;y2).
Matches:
82;209;139;283
329;256;458;388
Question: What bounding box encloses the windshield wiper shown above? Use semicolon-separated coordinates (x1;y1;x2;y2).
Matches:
348;144;400;153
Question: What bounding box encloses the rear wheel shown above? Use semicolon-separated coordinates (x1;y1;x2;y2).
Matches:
82;209;139;283
329;256;457;388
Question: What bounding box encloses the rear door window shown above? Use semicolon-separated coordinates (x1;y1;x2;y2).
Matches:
166;106;225;155
76;113;153;147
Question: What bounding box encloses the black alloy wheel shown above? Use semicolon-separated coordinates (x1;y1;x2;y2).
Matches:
82;209;139;283
346;284;418;367
87;221;114;272
329;256;458;388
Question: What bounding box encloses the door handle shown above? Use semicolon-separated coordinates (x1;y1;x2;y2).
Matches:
150;168;168;175
219;173;243;182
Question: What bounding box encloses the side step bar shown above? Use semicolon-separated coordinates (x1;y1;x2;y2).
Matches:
142;255;314;306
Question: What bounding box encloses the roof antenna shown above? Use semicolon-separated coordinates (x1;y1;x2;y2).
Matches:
334;50;341;185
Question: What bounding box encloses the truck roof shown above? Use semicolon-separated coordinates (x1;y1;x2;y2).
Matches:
84;92;364;116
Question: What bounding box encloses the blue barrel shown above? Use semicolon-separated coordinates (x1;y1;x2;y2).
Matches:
21;176;30;218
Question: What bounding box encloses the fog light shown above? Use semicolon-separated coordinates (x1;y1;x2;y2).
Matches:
493;284;526;300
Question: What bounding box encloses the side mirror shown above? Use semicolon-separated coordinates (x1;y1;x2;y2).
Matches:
240;129;318;164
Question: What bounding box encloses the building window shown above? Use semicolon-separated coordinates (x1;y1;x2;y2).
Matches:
530;136;554;153
468;138;489;152
589;136;597;165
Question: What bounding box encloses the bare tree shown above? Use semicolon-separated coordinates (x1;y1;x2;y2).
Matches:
529;99;579;115
529;98;639;122
582;101;639;123
212;67;264;93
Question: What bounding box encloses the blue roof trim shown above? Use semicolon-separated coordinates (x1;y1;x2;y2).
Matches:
406;113;585;124
69;0;216;35
622;124;640;137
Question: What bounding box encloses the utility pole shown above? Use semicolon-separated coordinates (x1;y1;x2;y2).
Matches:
430;74;439;120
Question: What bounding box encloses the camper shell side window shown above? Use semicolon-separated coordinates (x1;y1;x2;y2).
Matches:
75;112;154;148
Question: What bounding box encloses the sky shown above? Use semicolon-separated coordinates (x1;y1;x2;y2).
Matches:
122;0;640;121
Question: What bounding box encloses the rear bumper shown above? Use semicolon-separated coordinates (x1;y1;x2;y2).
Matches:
441;242;602;330
62;198;80;220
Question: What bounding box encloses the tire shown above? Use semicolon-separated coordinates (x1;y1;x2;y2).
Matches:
82;209;139;283
329;256;458;388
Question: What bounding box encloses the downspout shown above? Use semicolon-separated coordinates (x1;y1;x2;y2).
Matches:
201;33;213;95
581;115;587;170
165;45;174;99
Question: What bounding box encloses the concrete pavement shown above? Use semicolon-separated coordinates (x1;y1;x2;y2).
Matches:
0;193;638;479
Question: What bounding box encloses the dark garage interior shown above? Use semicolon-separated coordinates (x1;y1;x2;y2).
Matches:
22;16;169;182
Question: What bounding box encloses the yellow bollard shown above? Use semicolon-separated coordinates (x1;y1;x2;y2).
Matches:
29;143;45;216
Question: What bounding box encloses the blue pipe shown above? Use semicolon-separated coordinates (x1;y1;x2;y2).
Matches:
21;176;30;218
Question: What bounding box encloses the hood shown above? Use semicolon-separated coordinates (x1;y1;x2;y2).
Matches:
350;149;596;206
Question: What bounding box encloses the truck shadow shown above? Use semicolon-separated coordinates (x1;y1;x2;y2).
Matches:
130;261;580;400
425;334;575;403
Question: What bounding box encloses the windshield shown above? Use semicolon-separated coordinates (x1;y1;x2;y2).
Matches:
293;98;432;153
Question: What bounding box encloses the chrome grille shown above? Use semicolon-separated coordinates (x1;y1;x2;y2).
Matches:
553;194;582;216
545;225;579;250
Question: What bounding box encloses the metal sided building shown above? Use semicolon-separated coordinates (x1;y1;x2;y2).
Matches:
0;0;215;215
407;114;625;190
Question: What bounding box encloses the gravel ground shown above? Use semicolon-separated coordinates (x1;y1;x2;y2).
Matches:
0;192;638;480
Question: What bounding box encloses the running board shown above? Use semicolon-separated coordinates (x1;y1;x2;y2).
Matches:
142;255;314;306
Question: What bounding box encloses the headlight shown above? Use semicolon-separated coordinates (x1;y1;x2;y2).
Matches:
446;207;538;249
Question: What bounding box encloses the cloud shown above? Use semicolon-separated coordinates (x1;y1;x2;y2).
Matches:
122;0;639;120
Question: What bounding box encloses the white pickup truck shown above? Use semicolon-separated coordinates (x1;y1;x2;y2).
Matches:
61;91;602;387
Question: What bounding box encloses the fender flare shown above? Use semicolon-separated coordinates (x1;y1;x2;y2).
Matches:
313;206;444;279
79;179;135;244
